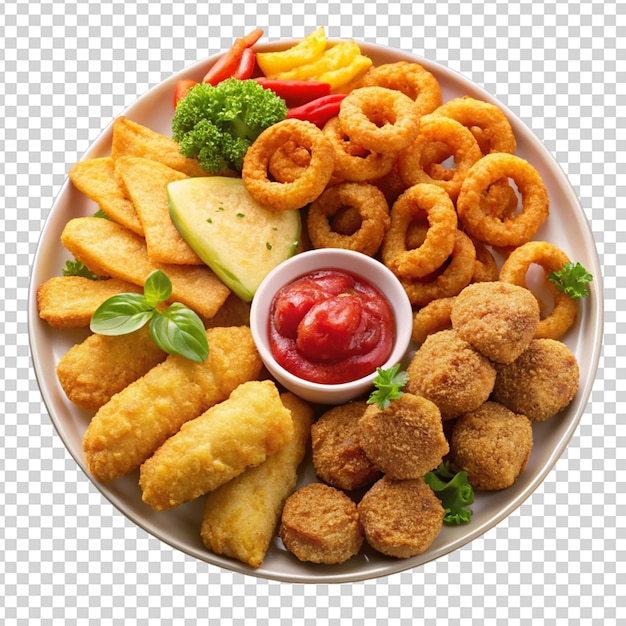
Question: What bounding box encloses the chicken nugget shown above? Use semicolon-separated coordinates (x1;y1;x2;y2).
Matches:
83;326;262;482
311;401;381;491
200;392;314;568
493;338;580;422
279;482;364;565
359;393;449;480
449;401;533;490
358;476;444;558
140;380;294;511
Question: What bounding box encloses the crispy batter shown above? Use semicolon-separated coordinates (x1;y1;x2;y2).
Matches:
411;296;455;345
60;217;230;319
311;401;381;491
37;276;142;329
82;326;262;482
493;338;580;422
139;380;294;511
359;393;449;479
449;401;533;490
358;476;444;558
203;292;251;329
56;325;167;411
406;329;496;420
279;482;364;564
200;392;314;568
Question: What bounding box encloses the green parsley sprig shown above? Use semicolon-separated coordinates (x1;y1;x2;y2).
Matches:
424;461;474;525
367;364;409;410
90;270;209;362
62;259;99;280
548;261;593;299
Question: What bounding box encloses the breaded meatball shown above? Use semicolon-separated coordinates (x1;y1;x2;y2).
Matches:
449;401;533;491
358;393;449;479
493;338;580;422
358;477;444;558
450;281;540;363
406;329;496;420
279;483;364;564
311;401;381;491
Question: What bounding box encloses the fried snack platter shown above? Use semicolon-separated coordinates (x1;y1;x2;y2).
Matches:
28;40;602;583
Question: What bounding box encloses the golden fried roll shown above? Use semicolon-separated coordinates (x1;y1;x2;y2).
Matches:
56;325;167;412
358;476;444;558
311;401;381;491
83;326;262;482
359;393;449;480
449;401;533;490
279;482;364;565
140;380;294;511
200;392;314;568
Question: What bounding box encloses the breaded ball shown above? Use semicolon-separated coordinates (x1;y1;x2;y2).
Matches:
279;483;364;564
493;338;580;422
358;393;449;479
450;281;540;363
449;401;533;490
406;329;497;420
311;401;382;491
358;477;444;558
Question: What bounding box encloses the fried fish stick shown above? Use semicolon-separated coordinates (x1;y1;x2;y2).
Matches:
83;326;262;482
37;276;143;329
200;392;314;568
61;217;230;319
56;325;167;411
139;380;294;511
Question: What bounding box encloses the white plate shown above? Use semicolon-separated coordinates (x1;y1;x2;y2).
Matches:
28;40;603;583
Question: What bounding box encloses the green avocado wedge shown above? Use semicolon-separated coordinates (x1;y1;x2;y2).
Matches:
168;177;301;302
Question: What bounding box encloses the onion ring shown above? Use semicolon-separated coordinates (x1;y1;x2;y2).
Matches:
242;119;335;211
267;139;312;183
456;153;549;247
411;296;456;344
381;183;458;279
338;86;421;153
470;237;500;283
306;182;391;257
499;241;578;339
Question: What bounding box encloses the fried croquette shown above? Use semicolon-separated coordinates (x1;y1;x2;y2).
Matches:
279;482;364;565
449;401;533;490
358;393;449;479
140;380;294;511
406;329;496;420
493;338;580;422
358;476;444;558
450;281;540;363
311;401;381;491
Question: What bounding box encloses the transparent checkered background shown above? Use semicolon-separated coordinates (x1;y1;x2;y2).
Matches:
1;0;624;624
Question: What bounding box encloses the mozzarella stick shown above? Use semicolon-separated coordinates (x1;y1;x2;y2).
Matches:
200;392;314;568
139;380;294;511
83;326;262;482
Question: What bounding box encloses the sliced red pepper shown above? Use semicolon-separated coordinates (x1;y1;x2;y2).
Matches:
231;47;256;80
203;28;264;85
286;93;348;127
254;78;331;107
173;79;198;108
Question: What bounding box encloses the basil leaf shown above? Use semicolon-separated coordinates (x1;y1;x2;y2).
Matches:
90;294;154;335
149;303;209;362
143;270;173;307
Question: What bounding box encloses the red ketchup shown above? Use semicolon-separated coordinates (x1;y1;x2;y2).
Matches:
268;269;395;385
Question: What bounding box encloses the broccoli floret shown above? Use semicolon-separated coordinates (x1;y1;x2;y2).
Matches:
172;78;287;174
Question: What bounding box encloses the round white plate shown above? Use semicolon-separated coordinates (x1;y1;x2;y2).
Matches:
28;40;603;583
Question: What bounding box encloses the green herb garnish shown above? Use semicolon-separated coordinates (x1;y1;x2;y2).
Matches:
547;261;593;299
62;259;99;280
90;270;208;362
367;364;409;410
424;461;474;525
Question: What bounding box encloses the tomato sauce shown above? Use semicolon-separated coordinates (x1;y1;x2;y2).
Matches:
268;269;395;384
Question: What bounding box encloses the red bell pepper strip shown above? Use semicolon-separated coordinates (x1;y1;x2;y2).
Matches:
286;93;348;127
231;47;257;80
173;79;198;108
254;78;331;107
203;28;264;85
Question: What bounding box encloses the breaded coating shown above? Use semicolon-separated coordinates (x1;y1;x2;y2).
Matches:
493;338;580;422
200;392;314;568
203;292;251;329
61;217;230;319
37;276;143;329
406;329;496;420
56;325;167;411
450;281;540;363
83;326;262;482
359;393;449;479
358;476;444;558
140;380;294;511
411;296;455;345
449;401;533;490
279;482;364;565
311;401;381;491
